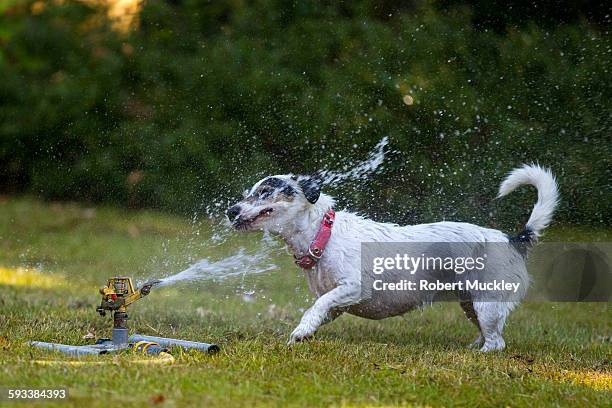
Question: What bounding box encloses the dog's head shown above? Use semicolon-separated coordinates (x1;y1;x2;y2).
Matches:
227;175;322;231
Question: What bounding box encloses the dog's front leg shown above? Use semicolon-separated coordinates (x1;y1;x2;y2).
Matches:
288;283;360;344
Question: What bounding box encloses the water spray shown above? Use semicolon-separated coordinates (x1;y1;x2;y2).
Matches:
30;277;219;357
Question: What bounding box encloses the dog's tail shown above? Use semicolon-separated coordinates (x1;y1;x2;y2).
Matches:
497;164;559;241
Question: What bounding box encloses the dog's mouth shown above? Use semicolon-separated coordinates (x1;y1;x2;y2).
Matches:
233;208;274;230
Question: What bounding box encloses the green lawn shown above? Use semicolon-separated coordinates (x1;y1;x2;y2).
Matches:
0;197;610;407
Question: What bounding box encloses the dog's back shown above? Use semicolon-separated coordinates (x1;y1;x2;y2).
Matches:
318;164;559;350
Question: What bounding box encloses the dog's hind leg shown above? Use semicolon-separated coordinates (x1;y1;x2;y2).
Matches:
460;301;483;349
474;302;512;352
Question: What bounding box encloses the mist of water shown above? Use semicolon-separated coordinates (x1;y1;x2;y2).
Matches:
157;248;277;286
319;136;389;187
149;136;390;287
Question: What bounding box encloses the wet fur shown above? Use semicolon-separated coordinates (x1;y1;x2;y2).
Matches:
227;165;558;351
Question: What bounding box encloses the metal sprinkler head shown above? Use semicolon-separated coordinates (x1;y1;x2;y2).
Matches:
96;277;162;346
96;277;161;317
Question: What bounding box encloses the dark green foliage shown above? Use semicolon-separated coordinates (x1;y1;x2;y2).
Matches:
440;0;610;29
0;0;610;228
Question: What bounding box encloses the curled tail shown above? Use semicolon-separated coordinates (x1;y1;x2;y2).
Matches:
498;164;559;240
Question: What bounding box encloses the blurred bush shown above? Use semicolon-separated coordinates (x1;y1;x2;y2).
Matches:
0;0;610;230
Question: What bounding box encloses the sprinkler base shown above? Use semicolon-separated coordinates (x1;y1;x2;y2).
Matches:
30;333;219;356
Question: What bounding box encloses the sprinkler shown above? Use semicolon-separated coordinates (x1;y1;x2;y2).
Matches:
31;277;219;356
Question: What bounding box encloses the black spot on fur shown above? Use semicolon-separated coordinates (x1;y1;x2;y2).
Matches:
258;177;296;198
510;228;535;256
260;177;286;189
511;228;535;243
281;185;296;196
298;176;322;204
459;300;480;330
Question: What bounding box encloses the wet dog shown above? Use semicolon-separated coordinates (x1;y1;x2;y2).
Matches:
227;164;558;351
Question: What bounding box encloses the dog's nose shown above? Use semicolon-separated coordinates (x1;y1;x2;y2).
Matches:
226;205;241;222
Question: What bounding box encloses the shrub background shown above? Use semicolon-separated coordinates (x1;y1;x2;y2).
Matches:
0;0;610;231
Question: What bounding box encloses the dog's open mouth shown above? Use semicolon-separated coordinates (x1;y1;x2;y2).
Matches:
233;208;273;229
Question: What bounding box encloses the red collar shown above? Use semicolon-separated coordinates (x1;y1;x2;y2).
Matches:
294;208;335;269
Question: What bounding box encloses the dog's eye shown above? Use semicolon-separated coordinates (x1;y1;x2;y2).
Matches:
260;187;274;198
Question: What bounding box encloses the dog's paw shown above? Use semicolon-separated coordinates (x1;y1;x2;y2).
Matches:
287;324;316;345
479;338;505;352
468;335;484;350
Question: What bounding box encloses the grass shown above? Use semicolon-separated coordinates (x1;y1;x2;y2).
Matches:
0;196;610;407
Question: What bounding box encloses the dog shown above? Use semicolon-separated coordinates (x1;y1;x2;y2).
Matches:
227;164;558;351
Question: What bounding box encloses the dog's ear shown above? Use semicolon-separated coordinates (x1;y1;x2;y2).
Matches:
297;175;322;204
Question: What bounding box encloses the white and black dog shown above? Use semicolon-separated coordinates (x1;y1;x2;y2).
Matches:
227;164;558;351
